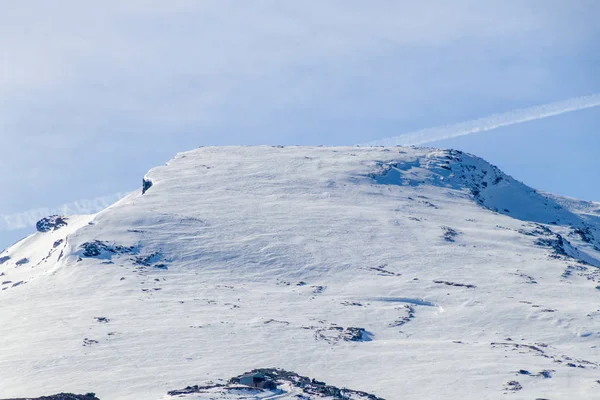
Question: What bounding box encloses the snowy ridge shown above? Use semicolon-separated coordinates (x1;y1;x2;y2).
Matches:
2;146;600;400
373;149;589;227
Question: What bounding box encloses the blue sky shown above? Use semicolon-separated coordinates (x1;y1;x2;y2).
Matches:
1;1;599;249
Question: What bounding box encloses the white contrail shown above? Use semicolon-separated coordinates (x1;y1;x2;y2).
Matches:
362;93;600;146
0;192;130;231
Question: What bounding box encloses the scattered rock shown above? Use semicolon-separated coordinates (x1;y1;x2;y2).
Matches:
367;265;401;276
15;258;29;266
311;285;325;294
82;338;99;347
390;304;415;327
433;280;476;289
264;319;290;325
134;252;163;266
0;256;10;264
341;301;364;307
491;342;599;369
442;227;460;242
511;271;538;284
313;325;369;343
561;265;588;279
504;381;523;392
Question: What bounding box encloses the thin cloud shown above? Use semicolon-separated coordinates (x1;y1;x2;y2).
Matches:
361;93;600;146
0;192;130;231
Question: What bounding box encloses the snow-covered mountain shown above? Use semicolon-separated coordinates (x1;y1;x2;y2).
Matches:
1;146;599;400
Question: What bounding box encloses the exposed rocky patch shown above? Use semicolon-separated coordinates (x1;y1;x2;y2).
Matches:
82;338;99;347
366;264;401;276
520;224;599;267
15;258;29;266
491;342;599;369
133;252;166;269
167;368;384;399
513;272;537;284
308;325;369;344
573;226;595;244
1;393;99;400
0;255;10;264
341;301;364;307
442;226;460;242
390;304;415;327
534;235;571;259
79;241;137;258
263;319;290;325
519;224;553;237
503;381;523;392
36;216;68;233
561;265;588;279
373;149;586;228
516;369;553;378
311;285;325;294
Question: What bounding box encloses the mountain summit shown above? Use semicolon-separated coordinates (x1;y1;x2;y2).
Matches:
1;146;600;399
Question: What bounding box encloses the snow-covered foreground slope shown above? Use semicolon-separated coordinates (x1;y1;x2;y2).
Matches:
1;146;600;400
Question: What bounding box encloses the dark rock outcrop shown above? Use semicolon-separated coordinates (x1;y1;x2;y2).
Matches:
168;368;384;399
142;177;153;195
36;216;68;233
442;226;460;242
2;393;99;400
79;241;137;258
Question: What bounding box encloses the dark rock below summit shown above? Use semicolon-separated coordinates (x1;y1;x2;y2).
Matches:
168;368;384;399
1;393;99;400
36;216;68;233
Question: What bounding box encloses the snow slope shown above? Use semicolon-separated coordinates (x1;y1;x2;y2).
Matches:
1;146;600;400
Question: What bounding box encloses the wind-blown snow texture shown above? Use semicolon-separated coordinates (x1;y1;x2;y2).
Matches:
1;146;600;399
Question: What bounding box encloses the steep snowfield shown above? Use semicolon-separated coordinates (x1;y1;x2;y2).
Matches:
1;146;600;400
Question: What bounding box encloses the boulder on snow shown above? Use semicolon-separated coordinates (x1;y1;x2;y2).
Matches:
36;216;68;233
